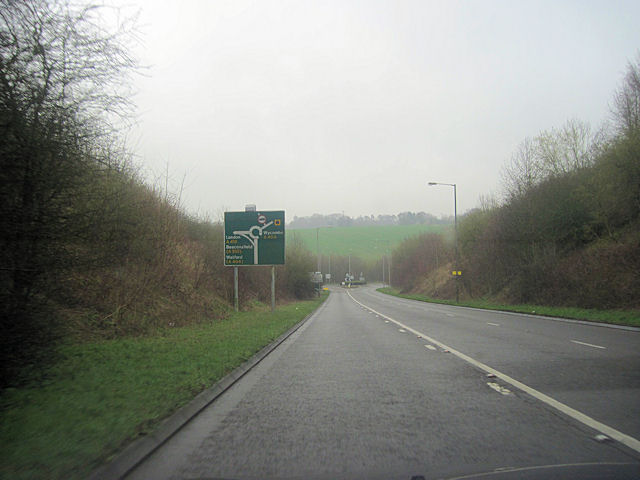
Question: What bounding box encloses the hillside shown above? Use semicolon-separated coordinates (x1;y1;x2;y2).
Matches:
286;224;448;262
390;57;640;311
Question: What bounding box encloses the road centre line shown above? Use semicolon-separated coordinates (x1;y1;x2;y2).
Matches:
571;340;606;349
487;322;500;326
346;290;640;454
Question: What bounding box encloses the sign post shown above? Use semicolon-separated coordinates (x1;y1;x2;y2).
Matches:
225;210;285;312
271;266;276;311
234;267;239;312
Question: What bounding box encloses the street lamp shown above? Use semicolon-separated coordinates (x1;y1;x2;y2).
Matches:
316;225;332;274
428;181;459;303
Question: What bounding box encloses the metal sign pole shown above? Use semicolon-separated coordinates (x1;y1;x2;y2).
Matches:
234;266;239;312
271;266;275;312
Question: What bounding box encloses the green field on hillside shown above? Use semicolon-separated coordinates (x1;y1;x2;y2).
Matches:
287;224;448;260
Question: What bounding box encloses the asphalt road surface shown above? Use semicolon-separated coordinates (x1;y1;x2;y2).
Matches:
126;285;640;480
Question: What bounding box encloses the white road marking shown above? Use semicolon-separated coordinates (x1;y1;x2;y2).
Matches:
571;340;606;350
446;313;456;317
487;382;512;395
398;329;406;333
424;345;437;351
487;322;500;326
346;290;640;454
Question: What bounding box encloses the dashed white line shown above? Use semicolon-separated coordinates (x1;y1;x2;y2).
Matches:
424;345;437;351
346;290;640;454
487;322;500;326
571;340;606;350
398;329;406;333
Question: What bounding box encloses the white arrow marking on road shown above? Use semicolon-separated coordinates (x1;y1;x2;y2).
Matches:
346;290;640;454
487;382;512;395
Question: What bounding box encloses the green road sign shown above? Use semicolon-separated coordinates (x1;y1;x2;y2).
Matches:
224;211;285;266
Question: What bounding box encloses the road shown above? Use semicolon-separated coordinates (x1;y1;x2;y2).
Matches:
126;285;640;480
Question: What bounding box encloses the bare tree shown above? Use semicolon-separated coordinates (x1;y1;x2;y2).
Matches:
536;119;598;176
501;137;542;198
612;53;640;137
502;118;604;200
0;0;138;386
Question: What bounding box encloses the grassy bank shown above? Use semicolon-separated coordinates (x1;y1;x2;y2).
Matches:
378;288;640;327
1;295;327;480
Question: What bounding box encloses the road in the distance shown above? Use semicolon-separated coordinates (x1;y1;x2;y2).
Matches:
126;285;640;480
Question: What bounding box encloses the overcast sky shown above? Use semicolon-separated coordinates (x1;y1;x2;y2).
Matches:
119;0;639;221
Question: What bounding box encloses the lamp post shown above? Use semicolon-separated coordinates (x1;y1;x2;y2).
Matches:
428;181;459;303
316;225;332;278
316;227;320;272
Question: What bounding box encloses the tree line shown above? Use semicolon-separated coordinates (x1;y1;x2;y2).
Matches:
391;55;640;310
289;211;451;229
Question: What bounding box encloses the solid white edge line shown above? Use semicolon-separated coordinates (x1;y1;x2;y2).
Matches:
571;340;607;349
446;462;639;480
347;290;640;454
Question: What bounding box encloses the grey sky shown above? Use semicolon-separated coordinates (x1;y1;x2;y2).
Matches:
121;0;639;220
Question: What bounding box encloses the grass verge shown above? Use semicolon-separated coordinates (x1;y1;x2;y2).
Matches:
0;294;327;480
377;288;640;327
